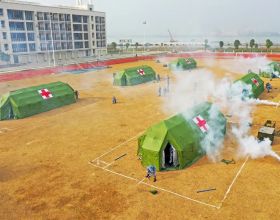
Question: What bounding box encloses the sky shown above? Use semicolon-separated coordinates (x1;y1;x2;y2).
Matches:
30;0;280;39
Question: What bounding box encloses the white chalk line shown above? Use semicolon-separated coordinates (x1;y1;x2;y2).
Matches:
137;178;146;185
218;156;249;208
89;161;219;209
26;139;39;145
91;131;144;162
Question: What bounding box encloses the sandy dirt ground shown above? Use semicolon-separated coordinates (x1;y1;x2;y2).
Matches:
0;58;280;220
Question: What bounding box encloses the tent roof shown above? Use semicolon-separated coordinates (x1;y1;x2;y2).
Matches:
8;81;74;106
141;102;214;152
115;65;155;78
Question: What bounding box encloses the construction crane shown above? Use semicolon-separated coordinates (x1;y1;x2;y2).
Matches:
168;29;177;43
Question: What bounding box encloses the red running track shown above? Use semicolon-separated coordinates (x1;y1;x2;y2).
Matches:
1;53;280;82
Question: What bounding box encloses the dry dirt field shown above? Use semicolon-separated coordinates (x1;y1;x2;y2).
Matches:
0;58;280;219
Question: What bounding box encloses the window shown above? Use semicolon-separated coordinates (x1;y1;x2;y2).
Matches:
95;16;100;23
2;32;7;39
12;43;28;53
91;16;93;21
74;33;83;40
26;22;34;31
74;41;83;49
61;42;67;49
83;16;88;23
27;33;35;41
25;11;33;20
4;44;8;51
91;24;94;30
83;24;88;31
29;43;36;51
65;14;70;21
67;42;73;49
1;20;5;28
84;33;88;40
9;22;25;31
11;33;26;42
8;10;24;20
37;12;44;20
84;41;89;48
73;24;82;31
72;15;82;23
92;41;95;46
0;9;3;16
59;14;65;21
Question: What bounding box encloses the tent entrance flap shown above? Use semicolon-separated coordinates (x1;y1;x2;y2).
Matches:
162;143;178;169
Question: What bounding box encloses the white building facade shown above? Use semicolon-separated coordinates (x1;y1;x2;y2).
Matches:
0;0;106;65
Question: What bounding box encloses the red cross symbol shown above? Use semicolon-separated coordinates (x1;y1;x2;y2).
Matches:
193;115;209;133
38;89;53;100
137;69;145;76
251;78;259;86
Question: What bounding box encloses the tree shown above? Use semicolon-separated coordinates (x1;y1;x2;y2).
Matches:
125;43;130;51
255;43;258;49
111;42;117;51
234;40;241;50
219;41;224;49
249;39;255;51
204;39;208;51
266;39;273;51
135;42;139;51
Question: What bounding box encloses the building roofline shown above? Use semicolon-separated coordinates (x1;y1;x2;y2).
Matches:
0;0;105;13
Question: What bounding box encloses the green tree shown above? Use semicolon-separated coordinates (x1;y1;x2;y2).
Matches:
111;42;117;52
266;39;273;51
234;40;241;50
135;42;139;51
249;39;255;51
219;41;224;49
204;39;208;51
125;43;130;51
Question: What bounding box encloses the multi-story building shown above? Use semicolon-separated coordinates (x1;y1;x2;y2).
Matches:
0;0;106;65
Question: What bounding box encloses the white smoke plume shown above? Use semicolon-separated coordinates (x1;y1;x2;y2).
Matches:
164;67;280;162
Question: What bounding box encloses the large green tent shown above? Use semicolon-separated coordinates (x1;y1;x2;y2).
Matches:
0;81;77;120
113;65;156;86
170;57;197;70
138;102;226;171
234;72;264;98
259;62;280;78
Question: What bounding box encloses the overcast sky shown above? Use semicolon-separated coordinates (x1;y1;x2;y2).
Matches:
30;0;279;38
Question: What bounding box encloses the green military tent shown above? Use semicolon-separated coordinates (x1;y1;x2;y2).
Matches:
138;102;226;171
113;65;156;86
259;62;280;78
0;81;77;120
170;57;197;70
234;72;264;98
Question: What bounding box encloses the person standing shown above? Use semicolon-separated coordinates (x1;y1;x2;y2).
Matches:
146;165;157;182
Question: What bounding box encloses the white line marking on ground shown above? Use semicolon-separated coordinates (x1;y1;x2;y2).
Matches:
218;156;249;209
137;178;146;185
99;160;110;165
140;181;219;209
103;161;115;169
91;131;144;162
26;139;38;145
89;161;219;209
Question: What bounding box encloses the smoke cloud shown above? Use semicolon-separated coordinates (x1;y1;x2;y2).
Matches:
163;63;279;162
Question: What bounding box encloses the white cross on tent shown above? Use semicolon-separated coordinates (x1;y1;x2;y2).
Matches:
38;89;53;100
193;115;209;133
137;69;145;76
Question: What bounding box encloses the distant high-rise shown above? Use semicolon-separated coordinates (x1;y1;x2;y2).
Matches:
0;0;106;65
